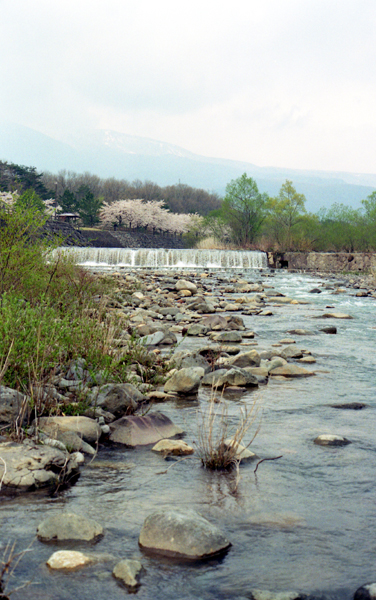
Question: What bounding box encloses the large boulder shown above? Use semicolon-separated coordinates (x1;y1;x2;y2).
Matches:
100;384;145;417
109;412;183;446
37;416;102;444
0;442;80;491
175;280;197;294
0;386;29;425
139;509;231;559
222;350;261;369
164;367;205;394
202;368;258;388
171;351;211;374
37;512;103;542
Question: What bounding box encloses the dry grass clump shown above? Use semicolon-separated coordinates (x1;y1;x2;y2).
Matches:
195;236;235;250
197;393;260;471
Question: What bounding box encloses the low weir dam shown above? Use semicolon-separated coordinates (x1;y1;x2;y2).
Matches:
55;247;268;269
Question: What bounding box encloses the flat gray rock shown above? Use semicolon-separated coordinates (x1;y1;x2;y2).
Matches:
37;416;102;444
202;368;258;388
139;509;231;559
0;386;28;425
37;512;103;542
109;412;183;446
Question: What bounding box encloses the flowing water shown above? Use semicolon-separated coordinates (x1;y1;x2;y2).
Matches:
1;264;375;600
54;247;268;269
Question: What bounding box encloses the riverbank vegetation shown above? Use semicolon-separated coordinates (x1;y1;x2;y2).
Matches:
1;159;376;252
0;205;167;403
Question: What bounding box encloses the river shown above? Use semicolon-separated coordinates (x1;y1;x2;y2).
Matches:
1;258;375;600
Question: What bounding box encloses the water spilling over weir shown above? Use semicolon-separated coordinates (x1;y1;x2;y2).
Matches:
56;247;268;269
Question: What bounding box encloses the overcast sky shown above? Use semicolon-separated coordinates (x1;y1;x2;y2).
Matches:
1;0;375;173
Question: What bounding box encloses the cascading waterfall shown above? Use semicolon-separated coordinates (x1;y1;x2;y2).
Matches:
54;247;268;269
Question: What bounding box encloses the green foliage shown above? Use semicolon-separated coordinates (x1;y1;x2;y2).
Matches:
14;189;46;213
59;189;78;213
317;203;366;252
0;160;50;198
76;185;103;226
267;180;307;251
217;173;269;246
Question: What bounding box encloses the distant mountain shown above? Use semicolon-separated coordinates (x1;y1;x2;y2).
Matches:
1;122;375;212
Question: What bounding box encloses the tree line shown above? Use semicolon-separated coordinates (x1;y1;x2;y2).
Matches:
1;159;376;251
197;173;376;253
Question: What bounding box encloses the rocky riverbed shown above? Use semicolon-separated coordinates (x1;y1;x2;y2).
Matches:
0;267;375;600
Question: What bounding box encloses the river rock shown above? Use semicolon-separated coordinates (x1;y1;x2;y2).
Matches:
113;559;143;588
140;331;165;346
226;315;245;329
138;509;231;559
37;416;102;444
354;583;376;600
270;365;315;377
320;325;337;334
187;324;209;336
164;367;205;394
214;331;243;343
314;434;351;446
100;383;145;417
331;402;367;410
200;315;228;330
249;589;306;600
319;312;353;319
224;438;257;462
171;351;211;374
0;386;29;425
287;329;315;336
265;356;287;373
202;368;259;388
280;346;304;359
37;512;104;542
47;550;92;570
222;350;261;369
299;356;316;364
175;280;197;294
109;412;183;446
152;439;194;456
0;442;80;490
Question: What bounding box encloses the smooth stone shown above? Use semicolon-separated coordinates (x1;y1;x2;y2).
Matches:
139;509;231;559
314;434;351;446
280;346;304;359
113;559;143;588
287;329;315;335
270;365;315;378
224;438;257;462
320;325;337;334
187;324;209;336
222;350;261;369
175;280;197;294
354;583;376;600
152;439;194;456
37;416;102;444
298;356;316;364
214;331;243;343
164;367;205;394
249;589;305;600
109;412;183;446
279;338;296;344
47;550;92;570
224;303;242;311
266;357;287;372
171;351;211;374
331;402;367;410
140;331;165;346
319;312;353;319
200;315;228;330
202;368;259;388
37;512;103;542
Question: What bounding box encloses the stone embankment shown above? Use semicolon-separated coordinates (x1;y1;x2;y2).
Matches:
271;251;376;273
80;228;186;249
